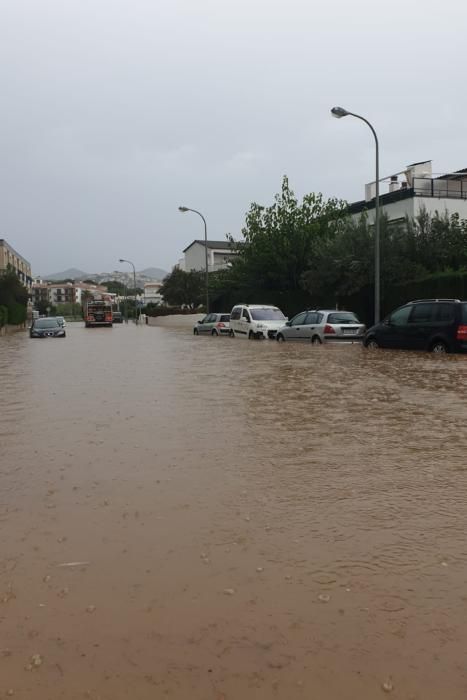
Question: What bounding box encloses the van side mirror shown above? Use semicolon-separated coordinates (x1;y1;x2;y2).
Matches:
285;321;291;327
198;320;203;324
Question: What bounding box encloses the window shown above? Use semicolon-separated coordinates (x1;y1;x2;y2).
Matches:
291;312;307;326
435;303;455;323
389;305;412;326
242;308;251;321
327;312;359;324
249;308;285;321
230;307;241;320
220;315;230;323
409;303;434;324
305;312;319;324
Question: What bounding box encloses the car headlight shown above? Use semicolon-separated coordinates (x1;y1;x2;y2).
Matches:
57;331;65;336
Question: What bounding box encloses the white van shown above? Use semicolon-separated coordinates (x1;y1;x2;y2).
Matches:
230;304;287;339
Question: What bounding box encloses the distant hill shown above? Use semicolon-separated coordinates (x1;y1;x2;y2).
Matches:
140;267;167;280
44;266;168;283
44;268;89;281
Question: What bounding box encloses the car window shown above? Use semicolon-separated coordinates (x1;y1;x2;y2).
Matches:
409;303;435;324
250;308;285;321
389;305;412;326
305;312;318;324
34;318;60;329
290;312;307;326
434;303;455;323
327;312;359;324
242;309;250;320
220;315;230;323
230;307;241;320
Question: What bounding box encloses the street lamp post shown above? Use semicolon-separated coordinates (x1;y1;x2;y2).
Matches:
178;206;209;313
331;106;380;324
119;258;138;324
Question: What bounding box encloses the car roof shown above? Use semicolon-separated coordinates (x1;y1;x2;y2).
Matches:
233;304;279;309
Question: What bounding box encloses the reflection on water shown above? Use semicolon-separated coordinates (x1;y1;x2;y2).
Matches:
2;323;467;699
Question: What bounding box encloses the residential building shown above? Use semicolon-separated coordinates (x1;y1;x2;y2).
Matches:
144;282;163;306
31;281;111;308
349;161;467;224
0;239;32;288
183;240;239;273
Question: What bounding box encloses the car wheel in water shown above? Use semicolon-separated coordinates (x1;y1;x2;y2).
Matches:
193;328;199;335
311;335;322;345
249;331;255;340
276;334;285;342
365;337;379;349
211;329;218;336
431;340;448;353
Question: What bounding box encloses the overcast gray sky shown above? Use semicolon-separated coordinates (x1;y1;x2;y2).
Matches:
1;0;465;275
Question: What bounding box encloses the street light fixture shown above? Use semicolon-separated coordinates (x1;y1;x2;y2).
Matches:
178;206;209;313
119;258;138;324
331;106;381;324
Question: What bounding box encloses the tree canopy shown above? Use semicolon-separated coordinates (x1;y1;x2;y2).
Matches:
159;268;205;309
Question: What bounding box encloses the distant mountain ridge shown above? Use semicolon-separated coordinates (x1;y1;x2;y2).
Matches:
45;266;168;282
45;268;89;281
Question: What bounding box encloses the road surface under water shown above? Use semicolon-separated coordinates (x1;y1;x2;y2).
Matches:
2;322;467;699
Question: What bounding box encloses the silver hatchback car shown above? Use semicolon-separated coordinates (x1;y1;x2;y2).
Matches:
193;313;231;336
276;309;365;344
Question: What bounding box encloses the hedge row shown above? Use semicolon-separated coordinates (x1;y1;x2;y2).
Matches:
0;305;7;327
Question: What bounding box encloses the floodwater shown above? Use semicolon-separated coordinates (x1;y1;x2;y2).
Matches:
2;322;467;699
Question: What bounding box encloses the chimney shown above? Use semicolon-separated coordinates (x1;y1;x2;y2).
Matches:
389;175;399;193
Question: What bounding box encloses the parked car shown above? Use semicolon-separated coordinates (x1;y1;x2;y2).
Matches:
193;313;231;336
364;298;467;353
229;304;287;339
276;309;365;344
112;311;123;323
30;317;66;338
276;310;324;344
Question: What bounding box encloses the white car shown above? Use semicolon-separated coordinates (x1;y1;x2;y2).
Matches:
229;304;287;339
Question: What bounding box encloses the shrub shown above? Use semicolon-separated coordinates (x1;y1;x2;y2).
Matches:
7;302;27;325
0;305;7;327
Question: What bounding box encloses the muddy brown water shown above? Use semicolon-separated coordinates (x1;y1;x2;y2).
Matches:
2;322;467;699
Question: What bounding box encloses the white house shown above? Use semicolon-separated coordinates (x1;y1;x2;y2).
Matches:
349;161;467;224
144;282;163;305
183;240;239;273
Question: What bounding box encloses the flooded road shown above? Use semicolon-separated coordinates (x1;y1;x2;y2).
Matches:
2;322;467;699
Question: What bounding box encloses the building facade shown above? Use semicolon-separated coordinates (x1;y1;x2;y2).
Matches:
0;239;32;288
183;240;239;273
144;282;163;305
349;161;467;224
31;281;111;308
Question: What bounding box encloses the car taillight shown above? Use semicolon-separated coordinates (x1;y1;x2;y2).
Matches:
457;325;467;340
324;324;335;334
217;322;225;328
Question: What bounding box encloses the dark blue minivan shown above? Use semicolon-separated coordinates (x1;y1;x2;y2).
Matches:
364;299;467;353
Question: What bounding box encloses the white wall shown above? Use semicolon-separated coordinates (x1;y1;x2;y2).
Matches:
184;243;207;272
351;195;467;225
184;243;237;272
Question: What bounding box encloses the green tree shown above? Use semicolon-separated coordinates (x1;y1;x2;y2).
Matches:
159;268;204;309
229;176;347;294
0;268;29;324
104;280;126;295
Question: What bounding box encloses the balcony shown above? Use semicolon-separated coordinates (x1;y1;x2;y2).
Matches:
413;176;467;200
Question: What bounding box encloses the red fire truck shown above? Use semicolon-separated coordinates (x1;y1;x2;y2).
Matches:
84;295;113;327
